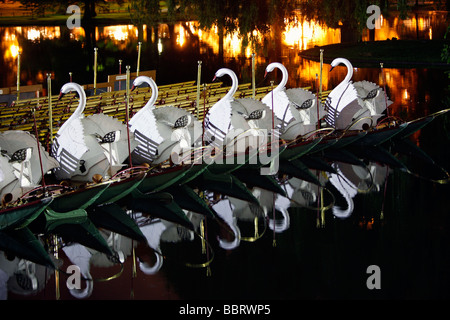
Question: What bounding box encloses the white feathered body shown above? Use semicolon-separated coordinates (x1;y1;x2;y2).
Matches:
262;87;326;140
53;113;138;182
129;100;164;165
227;98;279;152
203;98;233;149
353;80;393;126
152;106;203;164
325;80;369;130
1;130;59;201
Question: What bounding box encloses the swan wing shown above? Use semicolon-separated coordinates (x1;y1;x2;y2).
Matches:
285;88;327;125
262;90;294;128
285;88;317;109
233;98;280;131
325;82;365;129
83;113;139;173
83;113;126;137
151;106;202;162
153;106;192;126
354;80;392;115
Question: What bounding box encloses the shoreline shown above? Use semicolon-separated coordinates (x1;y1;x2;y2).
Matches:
0;13;133;27
299;39;450;69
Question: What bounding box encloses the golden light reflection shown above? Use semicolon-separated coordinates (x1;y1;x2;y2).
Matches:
403;89;409;101
284;19;340;50
104;25;130;41
362;13;437;41
25;27;60;41
176;24;186;47
192;22;259;58
362;15;400;41
69;27;85;40
9;44;20;58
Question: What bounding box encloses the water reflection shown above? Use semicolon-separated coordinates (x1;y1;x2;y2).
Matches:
2;144;447;300
1;11;448;90
361;10;449;41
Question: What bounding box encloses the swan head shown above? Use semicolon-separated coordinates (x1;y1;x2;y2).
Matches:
264;62;285;77
329;57;352;72
59;82;84;100
132;75;155;91
212;68;235;82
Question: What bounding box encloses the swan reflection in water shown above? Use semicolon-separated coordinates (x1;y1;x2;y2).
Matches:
0;159;391;299
328;161;390;219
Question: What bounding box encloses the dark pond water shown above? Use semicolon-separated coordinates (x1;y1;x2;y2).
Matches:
1;9;450;301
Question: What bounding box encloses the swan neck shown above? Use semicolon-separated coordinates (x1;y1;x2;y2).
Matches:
273;63;288;92
342;60;353;84
224;70;238;101
71;83;86;117
146;78;158;108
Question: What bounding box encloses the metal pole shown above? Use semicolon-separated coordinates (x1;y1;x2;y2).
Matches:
381;63;389;117
196;60;202;119
125;65;132;168
318;49;324;129
47;73;53;143
270;80;274;134
119;59;122;91
137;42;142;76
53;235;60;300
16;51;20;101
319;49;324;100
252;53;256;99
126;66;130;114
93;47;98;95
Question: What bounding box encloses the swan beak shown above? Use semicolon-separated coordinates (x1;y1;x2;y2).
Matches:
131;85;136;91
58;92;65;101
329;66;335;72
264;71;268;78
212;76;217;82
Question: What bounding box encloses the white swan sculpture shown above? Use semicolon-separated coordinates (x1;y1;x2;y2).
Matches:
203;68;236;149
52;82;138;182
128;76;164;164
0;130;59;202
262;62;327;140
204;68;276;153
325;58;391;130
130;76;202;165
324;58;365;130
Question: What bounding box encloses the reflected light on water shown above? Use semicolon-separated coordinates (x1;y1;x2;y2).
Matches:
284;19;340;50
104;25;131;41
9;44;20;59
176;25;186;47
